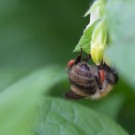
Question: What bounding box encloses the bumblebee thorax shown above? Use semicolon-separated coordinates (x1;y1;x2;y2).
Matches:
79;62;90;72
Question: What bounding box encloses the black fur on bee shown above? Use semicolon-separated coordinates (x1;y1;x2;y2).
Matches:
103;63;119;85
65;49;118;100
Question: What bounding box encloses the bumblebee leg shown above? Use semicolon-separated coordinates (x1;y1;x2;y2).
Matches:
82;54;91;62
95;75;102;90
98;60;103;69
97;64;104;90
103;63;112;72
65;91;84;99
75;48;82;64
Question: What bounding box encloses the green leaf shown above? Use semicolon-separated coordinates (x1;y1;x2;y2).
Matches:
0;69;30;92
90;94;124;120
74;20;99;54
118;96;135;134
0;67;66;135
78;94;124;120
35;97;129;135
105;0;135;88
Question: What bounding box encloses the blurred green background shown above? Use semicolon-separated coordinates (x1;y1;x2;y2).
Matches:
0;0;90;69
0;0;135;134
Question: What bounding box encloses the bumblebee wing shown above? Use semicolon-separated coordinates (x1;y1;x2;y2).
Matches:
65;91;84;100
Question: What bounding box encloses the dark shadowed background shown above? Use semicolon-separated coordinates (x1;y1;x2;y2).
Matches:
0;0;90;69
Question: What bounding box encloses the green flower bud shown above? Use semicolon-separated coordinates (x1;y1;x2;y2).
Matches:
90;0;107;16
85;0;107;26
91;19;107;65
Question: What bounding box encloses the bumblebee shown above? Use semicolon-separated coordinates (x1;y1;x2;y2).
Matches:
65;50;118;100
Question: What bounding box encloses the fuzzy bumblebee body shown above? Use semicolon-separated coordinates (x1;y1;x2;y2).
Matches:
66;53;118;100
68;62;98;97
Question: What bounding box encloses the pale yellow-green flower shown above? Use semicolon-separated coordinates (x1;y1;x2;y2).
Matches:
85;0;108;65
91;19;107;65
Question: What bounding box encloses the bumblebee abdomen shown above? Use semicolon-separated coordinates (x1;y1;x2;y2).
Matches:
68;63;98;95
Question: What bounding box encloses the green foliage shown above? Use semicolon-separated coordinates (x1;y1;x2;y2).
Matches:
78;94;125;120
35;97;128;135
0;68;129;135
105;0;135;88
0;67;65;135
74;0;109;65
0;0;135;135
74;20;99;53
